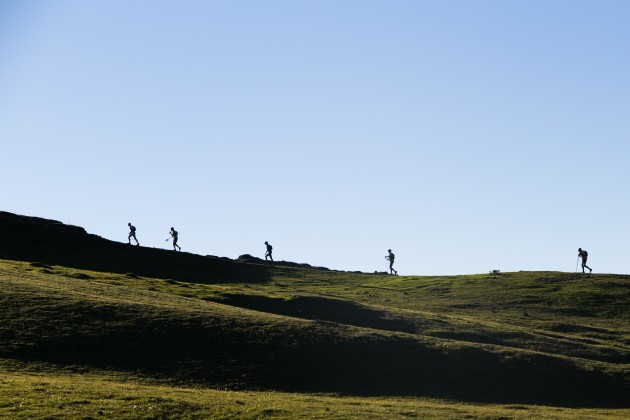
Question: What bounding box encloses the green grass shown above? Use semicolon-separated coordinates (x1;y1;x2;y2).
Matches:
1;259;629;418
2;368;630;419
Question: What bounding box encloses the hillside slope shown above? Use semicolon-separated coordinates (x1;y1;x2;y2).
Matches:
1;211;629;408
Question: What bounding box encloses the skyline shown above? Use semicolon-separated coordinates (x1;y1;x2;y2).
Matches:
1;1;629;275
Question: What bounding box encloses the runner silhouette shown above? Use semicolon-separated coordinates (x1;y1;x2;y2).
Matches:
128;223;139;246
265;241;274;265
170;227;181;251
386;249;397;275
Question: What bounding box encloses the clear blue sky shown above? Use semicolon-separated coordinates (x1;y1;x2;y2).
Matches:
1;1;628;275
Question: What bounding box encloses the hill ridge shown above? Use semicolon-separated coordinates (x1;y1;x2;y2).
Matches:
0;211;380;280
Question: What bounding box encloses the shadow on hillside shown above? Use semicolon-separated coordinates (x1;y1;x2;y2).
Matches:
2;294;628;409
184;294;630;365
0;211;271;284
206;294;419;334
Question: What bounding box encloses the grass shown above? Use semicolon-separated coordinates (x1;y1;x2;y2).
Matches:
1;365;629;419
1;258;629;418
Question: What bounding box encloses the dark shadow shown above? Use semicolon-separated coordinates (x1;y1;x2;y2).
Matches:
0;211;271;284
2;295;628;408
205;294;418;334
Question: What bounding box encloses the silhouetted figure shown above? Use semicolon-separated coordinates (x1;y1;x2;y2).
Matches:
578;248;592;274
264;241;273;265
386;249;397;275
170;227;181;251
128;223;139;246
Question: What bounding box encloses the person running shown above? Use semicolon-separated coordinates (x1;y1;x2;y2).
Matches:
578;248;592;274
386;249;397;275
264;241;273;265
128;223;139;246
170;227;181;251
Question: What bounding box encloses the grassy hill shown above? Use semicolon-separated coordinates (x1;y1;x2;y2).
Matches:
0;211;629;418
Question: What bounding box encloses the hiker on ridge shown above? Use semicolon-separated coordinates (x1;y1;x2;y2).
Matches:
264;241;273;265
170;227;181;251
386;249;397;275
578;248;592;274
128;223;139;246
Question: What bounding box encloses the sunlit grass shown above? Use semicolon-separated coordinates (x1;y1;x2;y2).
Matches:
1;367;629;419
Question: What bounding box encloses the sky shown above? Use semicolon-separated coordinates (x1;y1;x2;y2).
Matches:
1;0;628;275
